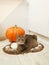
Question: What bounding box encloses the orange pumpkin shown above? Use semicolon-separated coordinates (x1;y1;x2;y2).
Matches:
6;25;25;42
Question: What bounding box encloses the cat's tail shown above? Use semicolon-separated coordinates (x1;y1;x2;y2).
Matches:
30;43;44;52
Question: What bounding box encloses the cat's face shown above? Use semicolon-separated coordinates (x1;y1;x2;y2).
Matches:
16;35;25;45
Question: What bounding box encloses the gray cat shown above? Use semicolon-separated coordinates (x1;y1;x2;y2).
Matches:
16;34;38;53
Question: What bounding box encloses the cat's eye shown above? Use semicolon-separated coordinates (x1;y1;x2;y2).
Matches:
22;39;24;41
18;38;21;41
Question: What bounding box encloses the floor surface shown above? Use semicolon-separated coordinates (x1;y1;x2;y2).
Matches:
0;34;49;65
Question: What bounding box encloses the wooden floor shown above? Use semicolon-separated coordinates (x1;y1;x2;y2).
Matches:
0;34;49;65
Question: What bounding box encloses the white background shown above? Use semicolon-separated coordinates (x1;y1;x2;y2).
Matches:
0;0;49;38
28;0;49;37
0;0;28;38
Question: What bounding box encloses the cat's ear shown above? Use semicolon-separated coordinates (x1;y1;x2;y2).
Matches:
17;35;20;38
17;35;25;38
32;35;37;40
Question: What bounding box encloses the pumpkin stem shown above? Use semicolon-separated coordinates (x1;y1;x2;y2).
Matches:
15;25;17;27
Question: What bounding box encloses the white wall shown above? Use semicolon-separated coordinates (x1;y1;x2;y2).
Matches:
0;0;49;39
0;0;22;22
0;0;28;39
28;0;49;37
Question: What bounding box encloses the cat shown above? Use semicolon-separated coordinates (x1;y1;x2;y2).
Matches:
3;34;44;54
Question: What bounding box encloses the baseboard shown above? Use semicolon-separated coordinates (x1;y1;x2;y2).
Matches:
28;30;49;41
